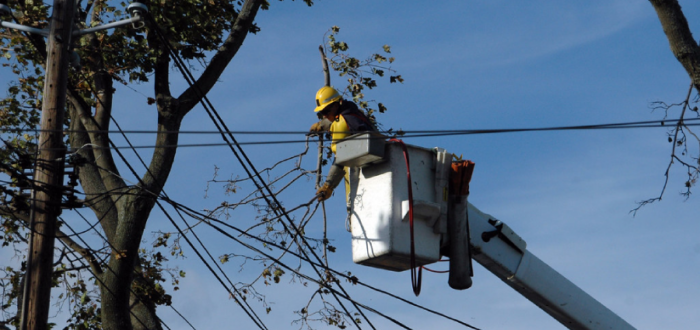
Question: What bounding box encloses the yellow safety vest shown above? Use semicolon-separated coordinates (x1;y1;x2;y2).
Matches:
330;114;350;154
330;115;351;202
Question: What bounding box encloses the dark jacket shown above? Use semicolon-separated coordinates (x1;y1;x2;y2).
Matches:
338;100;375;133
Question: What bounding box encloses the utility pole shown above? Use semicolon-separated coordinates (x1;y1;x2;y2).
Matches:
20;0;75;329
2;2;145;328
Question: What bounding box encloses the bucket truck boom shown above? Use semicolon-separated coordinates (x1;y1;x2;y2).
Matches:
467;204;635;330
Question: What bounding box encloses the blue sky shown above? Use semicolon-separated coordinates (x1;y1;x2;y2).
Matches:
2;0;700;329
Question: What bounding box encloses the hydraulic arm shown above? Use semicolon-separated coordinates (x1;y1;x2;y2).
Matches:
467;204;635;330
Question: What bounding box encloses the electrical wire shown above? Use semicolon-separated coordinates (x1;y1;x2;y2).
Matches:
12;120;700;151
84;148;428;330
71;78;270;329
2;157;262;329
1;41;267;328
6;61;473;330
5;11;660;327
103;75;270;329
147;12;373;330
10;10;340;330
163;198;415;330
0;157;199;329
163;197;480;330
97;110;477;328
1;117;698;136
59;215;185;330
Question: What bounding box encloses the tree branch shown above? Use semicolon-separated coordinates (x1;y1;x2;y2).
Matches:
319;45;331;87
67;106;119;239
633;82;695;214
67;90;127;199
57;230;104;278
138;0;263;195
177;0;263;113
0;205;104;276
649;0;700;92
93;72;113;131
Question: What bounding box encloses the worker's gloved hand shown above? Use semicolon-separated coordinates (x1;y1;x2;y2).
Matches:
316;183;333;201
308;122;324;136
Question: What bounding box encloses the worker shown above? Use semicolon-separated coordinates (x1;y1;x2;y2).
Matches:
309;86;376;201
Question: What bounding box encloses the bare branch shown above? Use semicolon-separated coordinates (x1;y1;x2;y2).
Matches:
319;46;331;87
634;83;695;214
0;205;104;276
178;0;264;113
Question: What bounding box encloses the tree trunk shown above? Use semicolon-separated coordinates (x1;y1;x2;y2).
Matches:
129;260;164;330
129;295;162;330
100;191;159;330
649;0;700;92
67;1;264;328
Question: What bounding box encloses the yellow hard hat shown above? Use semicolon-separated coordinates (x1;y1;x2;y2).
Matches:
314;86;341;112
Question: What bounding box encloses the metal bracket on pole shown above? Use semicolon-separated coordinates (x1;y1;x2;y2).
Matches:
0;20;50;36
0;2;147;68
73;3;148;36
0;2;147;41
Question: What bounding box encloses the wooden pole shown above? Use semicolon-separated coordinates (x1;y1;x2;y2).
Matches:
21;0;74;329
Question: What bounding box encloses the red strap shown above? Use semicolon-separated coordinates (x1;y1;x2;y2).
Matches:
422;266;449;274
389;138;422;296
422;257;450;273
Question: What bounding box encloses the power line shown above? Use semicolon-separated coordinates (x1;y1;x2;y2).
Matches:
60;213;192;330
64;111;462;328
5;7;357;330
163;199;414;330
0;153;200;329
71;78;270;329
1;117;698;136
9;2;685;328
5;49;272;328
13;120;700;151
147;12;374;330
85;146;440;330
103;76;270;329
164;198;480;330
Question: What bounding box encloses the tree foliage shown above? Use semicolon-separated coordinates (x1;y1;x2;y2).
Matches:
323;26;403;127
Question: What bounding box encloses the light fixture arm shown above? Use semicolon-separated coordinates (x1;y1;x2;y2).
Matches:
73;15;143;36
0;20;50;36
0;2;148;38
